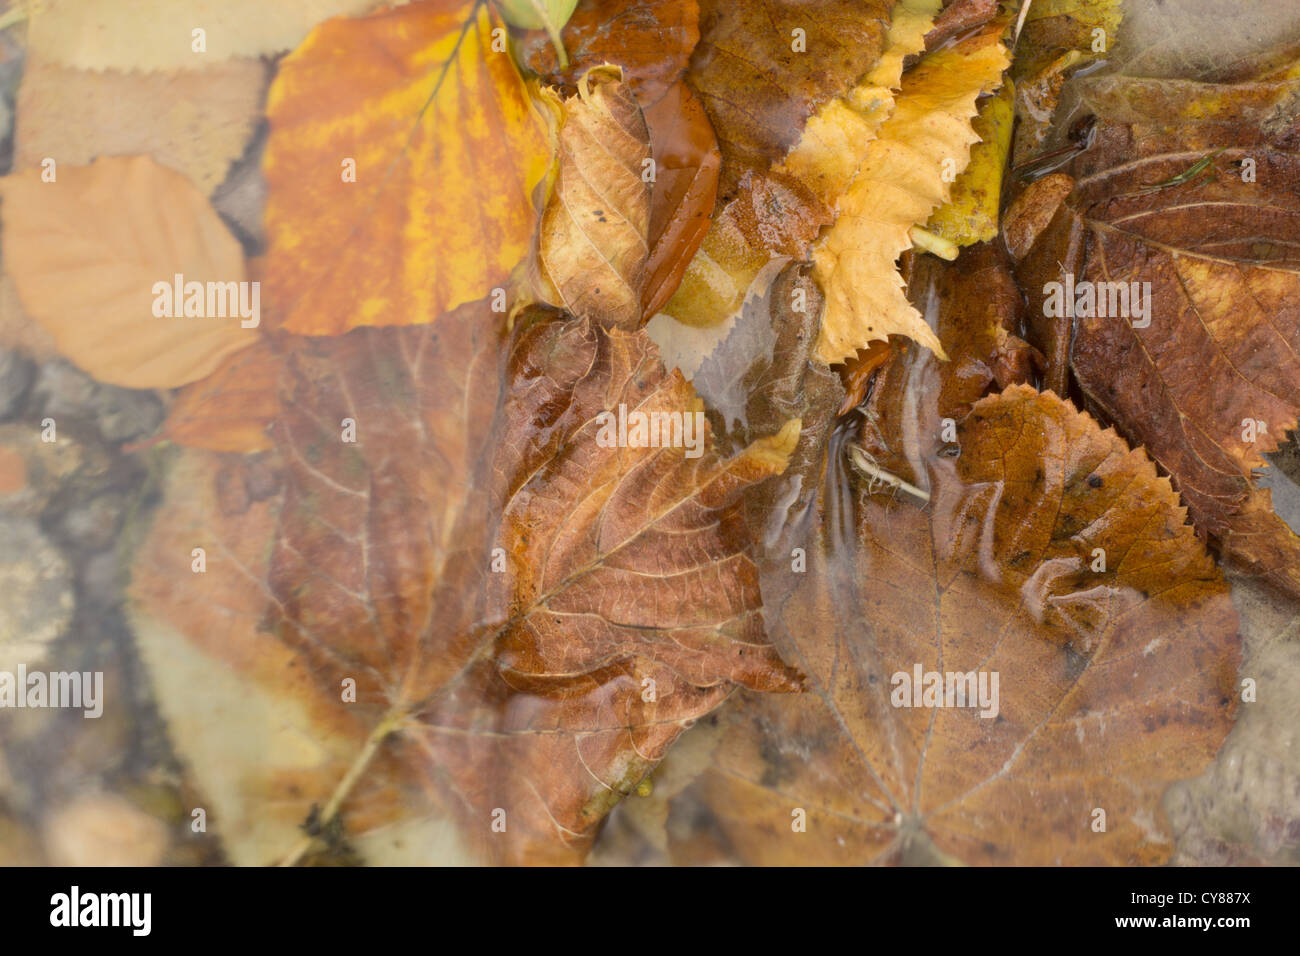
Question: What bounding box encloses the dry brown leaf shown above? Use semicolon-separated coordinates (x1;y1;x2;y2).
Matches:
14;54;268;194
0;155;258;389
537;67;650;327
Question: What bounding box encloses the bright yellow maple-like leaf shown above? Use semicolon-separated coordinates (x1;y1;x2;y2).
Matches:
812;27;1010;364
262;0;553;336
658;0;941;334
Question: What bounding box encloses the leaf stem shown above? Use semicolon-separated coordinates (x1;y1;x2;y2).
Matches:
278;707;407;866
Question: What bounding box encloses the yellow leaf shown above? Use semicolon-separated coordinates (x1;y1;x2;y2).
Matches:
24;0;407;71
811;28;1010;364
262;0;553;336
925;79;1015;248
0;156;258;389
536;66;650;327
657;0;941;333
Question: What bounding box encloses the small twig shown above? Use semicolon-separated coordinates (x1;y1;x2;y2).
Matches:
847;444;931;503
1012;0;1034;48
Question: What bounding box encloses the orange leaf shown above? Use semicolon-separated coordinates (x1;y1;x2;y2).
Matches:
262;0;553;337
159;339;283;453
0;156;258;389
641;81;720;320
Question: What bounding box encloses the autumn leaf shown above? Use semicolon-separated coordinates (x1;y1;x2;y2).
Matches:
130;300;802;864
157;340;283;453
518;0;700;108
924;81;1014;248
1015;73;1300;599
678;383;1237;865
0;155;259;389
536;67;650;327
519;2;720;324
261;0;552;337
810;24;1009;364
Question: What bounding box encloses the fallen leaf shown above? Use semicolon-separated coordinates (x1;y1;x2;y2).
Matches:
925;80;1014;248
811;25;1009;363
261;0;552;336
130;300;802;864
25;0;406;72
158;339;283;453
536;67;650;327
640;81;721;320
1016;74;1300;599
518;0;700;108
0;156;258;389
672;384;1239;864
687;0;894;200
15;54;268;194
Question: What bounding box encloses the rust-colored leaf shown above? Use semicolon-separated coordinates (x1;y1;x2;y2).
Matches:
158;340;284;453
518;0;701;108
261;0;552;336
1017;75;1300;599
130;300;802;865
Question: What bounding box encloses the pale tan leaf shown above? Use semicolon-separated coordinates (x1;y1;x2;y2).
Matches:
0;156;259;388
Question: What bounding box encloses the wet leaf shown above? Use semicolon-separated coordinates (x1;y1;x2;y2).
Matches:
811;25;1009;363
0;155;258;389
671;385;1239;864
261;0;552;337
1016;74;1300;599
130;301;802;864
518;0;700;108
925;81;1014;248
536;67;650;327
158;340;283;453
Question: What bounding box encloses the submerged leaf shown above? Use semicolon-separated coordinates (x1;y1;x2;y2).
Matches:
131;301;802;864
262;0;552;336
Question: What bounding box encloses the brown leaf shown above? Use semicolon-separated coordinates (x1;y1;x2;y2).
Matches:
0;156;258;389
158;340;283;453
674;387;1239;864
640;81;721;320
518;0;701;108
1017;75;1300;599
130;300;802;864
687;0;894;201
538;67;651;327
634;248;1237;865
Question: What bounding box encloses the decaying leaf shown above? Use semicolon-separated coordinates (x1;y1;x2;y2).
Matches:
536;67;650;327
0;156;258;389
261;0;552;337
130;301;802;864
518;0;700;108
1016;74;1300;599
680;383;1237;865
